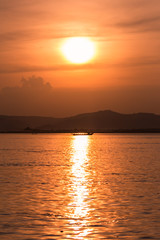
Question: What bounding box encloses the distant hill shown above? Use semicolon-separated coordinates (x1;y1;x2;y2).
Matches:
0;115;59;132
0;110;160;132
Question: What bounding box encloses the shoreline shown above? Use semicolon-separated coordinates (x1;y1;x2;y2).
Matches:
1;129;160;134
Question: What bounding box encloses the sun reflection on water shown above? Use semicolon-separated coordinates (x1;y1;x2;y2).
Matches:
67;135;93;239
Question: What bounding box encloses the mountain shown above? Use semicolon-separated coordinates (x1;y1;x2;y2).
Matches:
0;115;59;132
0;110;160;132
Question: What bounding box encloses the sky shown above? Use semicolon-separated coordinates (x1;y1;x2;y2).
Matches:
0;0;160;117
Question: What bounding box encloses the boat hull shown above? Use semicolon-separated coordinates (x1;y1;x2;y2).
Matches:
73;133;93;136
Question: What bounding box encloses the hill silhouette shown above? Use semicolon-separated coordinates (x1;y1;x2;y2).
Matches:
0;110;160;133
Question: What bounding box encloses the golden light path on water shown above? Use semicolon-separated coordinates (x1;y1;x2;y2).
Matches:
67;135;93;239
1;134;159;239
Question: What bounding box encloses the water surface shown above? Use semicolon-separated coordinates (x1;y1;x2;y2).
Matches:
0;133;160;239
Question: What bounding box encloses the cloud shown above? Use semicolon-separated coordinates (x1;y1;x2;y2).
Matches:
0;76;55;116
1;76;53;93
2;15;158;44
0;30;37;43
116;16;160;33
0;56;160;74
0;0;160;56
0;76;160;117
0;29;96;45
0;64;97;74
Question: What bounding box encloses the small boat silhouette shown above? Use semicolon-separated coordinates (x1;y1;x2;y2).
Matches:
73;132;94;136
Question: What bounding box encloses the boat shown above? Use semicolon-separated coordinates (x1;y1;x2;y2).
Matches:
73;132;94;136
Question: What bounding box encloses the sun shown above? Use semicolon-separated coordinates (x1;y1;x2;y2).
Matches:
62;37;95;64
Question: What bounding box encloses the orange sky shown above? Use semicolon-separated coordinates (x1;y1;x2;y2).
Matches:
0;0;160;116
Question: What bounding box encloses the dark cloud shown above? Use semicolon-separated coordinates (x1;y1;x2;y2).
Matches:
0;64;98;74
0;30;37;43
0;56;160;74
0;29;94;44
1;15;159;45
0;76;55;116
0;76;53;94
117;16;160;28
116;16;160;32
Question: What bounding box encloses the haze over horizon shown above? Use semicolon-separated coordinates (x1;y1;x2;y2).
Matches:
0;76;160;117
0;0;160;117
